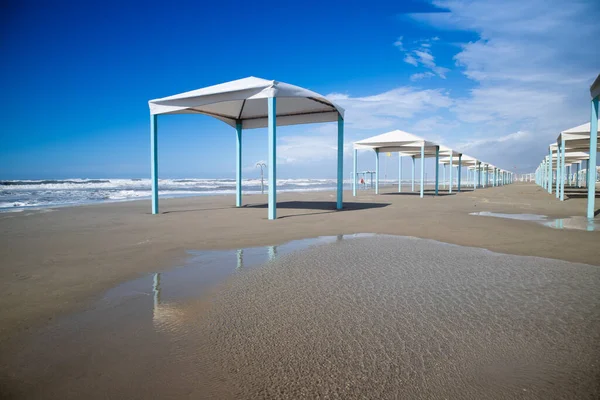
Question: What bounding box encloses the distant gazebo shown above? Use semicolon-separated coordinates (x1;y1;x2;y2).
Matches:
148;77;345;220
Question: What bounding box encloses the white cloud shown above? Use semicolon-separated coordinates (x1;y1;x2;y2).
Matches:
397;37;450;78
393;36;405;51
405;0;600;171
328;86;453;130
410;72;435;81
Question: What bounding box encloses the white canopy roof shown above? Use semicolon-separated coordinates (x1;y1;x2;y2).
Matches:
439;154;478;166
148;77;344;130
556;122;600;152
354;130;460;156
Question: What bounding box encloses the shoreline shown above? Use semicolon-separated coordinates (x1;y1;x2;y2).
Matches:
1;183;599;349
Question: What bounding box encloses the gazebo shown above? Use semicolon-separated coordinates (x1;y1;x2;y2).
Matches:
555;123;600;202
353;130;461;198
148;77;345;220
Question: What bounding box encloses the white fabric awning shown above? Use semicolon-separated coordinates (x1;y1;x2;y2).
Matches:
354;130;460;156
556;122;600;152
148;77;344;130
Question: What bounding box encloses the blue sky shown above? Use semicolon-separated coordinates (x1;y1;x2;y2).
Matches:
1;0;598;180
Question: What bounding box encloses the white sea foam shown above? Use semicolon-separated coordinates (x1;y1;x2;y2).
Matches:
0;178;344;212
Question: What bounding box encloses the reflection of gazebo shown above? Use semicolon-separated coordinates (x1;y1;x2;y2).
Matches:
148;77;345;220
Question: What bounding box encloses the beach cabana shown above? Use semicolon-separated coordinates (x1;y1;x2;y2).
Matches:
555;123;600;203
439;154;477;191
353;130;460;198
148;77;345;220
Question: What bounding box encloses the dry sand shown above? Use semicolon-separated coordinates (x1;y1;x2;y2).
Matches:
1;183;599;398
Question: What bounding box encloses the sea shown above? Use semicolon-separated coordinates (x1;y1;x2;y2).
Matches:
0;178;349;212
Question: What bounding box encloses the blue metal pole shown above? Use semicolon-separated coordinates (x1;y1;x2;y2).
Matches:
587;96;598;219
268;97;277;220
353;148;357;197
458;154;462;192
483;164;487;188
337;114;344;210
576;162;580;188
420;145;425;198
548;148;552;193
236;122;242;207
150;114;159;214
375;149;380;195
443;164;446;189
449;152;453;194
411;155;415;192
556;143;561;199
398;154;402;192
435;146;439;196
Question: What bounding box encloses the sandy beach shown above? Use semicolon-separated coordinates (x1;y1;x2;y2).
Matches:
1;183;599;398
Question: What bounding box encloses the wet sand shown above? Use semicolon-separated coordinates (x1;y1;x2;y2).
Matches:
2;235;599;399
1;183;600;397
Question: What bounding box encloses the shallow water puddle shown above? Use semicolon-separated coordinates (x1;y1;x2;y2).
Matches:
470;211;598;231
103;233;373;309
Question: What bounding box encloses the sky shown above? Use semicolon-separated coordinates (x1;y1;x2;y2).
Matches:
0;0;598;180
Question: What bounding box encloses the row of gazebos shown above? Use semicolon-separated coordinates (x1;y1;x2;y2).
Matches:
534;74;600;220
147;76;514;220
351;130;513;198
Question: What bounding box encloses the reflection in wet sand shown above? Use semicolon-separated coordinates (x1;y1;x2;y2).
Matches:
2;235;599;399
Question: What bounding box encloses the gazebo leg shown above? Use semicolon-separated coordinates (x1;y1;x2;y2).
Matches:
337;114;344;210
150;114;159;214
398;155;402;193
375;149;380;195
268;97;277;220
411;156;415;192
420;145;424;198
449;153;453;194
236;122;242;207
434;146;439;196
588;96;598;219
548;148;553;194
443;164;446;189
458;154;462;192
353;149;357;197
556;143;561;199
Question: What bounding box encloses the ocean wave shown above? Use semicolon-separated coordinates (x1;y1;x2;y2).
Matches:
0;179;347;212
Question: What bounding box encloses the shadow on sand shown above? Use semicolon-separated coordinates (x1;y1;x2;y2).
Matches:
244;200;390;219
380;189;458;197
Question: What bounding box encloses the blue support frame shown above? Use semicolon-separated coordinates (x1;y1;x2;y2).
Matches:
353;148;357;197
375;149;380;194
435;146;439;195
150;114;159;214
337;114;344;210
560;139;565;201
420;145;425;198
236;122;242;207
458;154;462;192
556;143;561;199
268;97;277;220
449;152;453;194
548;147;552;193
588;96;598;219
398;154;402;192
411;156;415;192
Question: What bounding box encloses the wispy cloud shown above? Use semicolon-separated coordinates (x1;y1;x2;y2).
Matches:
410;72;435;81
405;0;600;171
396;36;449;78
